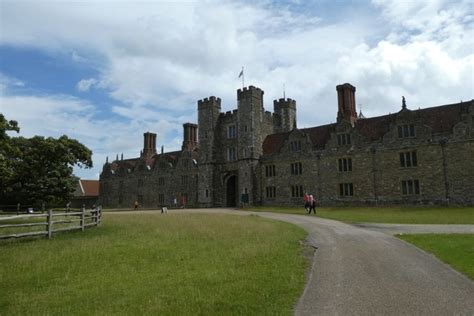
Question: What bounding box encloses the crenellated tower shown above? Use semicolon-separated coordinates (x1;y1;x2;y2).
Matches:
198;96;221;163
197;96;221;207
274;98;297;133
237;86;265;159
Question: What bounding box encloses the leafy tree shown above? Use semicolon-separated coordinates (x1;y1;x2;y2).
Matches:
0;114;93;207
0;114;20;198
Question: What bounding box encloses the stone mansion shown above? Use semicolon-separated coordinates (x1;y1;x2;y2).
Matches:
99;83;474;207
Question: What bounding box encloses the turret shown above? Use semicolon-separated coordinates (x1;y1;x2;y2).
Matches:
336;83;357;126
273;98;297;132
237;86;264;159
237;85;264;109
198;96;221;163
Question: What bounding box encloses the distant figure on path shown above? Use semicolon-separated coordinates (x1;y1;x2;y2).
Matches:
173;196;178;208
308;195;316;214
303;193;310;212
134;200;139;210
181;195;187;208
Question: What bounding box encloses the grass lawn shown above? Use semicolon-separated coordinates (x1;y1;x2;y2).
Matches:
398;234;474;280
246;206;474;224
0;213;308;315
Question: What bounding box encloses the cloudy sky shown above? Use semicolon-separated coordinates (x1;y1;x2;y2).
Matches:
1;0;473;180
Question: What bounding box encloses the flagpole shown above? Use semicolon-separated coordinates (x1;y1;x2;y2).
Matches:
242;66;245;88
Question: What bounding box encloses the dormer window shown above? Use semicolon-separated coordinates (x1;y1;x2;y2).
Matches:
398;124;416;138
289;140;301;152
337;134;351;146
228;125;236;138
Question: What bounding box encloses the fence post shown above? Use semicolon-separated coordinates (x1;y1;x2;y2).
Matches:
94;207;99;226
47;209;53;239
81;206;85;232
98;206;102;225
17;203;20;215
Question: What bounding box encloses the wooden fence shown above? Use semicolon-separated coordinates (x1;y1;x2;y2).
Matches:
0;208;102;240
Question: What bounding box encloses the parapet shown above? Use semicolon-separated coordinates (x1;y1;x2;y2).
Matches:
237;85;264;100
221;110;238;122
273;98;296;110
198;96;222;110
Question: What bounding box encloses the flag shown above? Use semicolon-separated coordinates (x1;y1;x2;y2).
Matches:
238;68;243;78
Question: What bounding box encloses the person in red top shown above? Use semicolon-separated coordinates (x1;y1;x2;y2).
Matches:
303;193;310;212
181;195;187;209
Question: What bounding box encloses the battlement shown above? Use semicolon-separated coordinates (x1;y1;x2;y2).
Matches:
273;98;296;110
220;109;238;122
198;96;222;110
237;85;264;100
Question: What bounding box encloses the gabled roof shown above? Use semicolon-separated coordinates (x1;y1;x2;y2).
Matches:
417;101;470;134
103;148;198;174
79;180;99;197
262;100;472;155
302;124;337;149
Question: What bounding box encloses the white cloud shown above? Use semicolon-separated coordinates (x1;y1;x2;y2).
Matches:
0;92;187;179
76;78;98;92
0;72;25;93
1;0;473;176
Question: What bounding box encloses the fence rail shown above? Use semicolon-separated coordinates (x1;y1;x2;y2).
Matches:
0;208;102;240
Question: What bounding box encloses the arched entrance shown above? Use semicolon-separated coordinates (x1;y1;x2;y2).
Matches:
226;175;238;207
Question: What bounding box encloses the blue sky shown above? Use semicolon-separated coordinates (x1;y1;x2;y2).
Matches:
1;0;473;180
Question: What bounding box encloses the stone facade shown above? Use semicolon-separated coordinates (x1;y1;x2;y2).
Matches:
99;83;474;207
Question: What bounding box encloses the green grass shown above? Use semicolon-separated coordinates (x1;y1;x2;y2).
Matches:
398;234;474;280
0;213;308;315
246;206;474;224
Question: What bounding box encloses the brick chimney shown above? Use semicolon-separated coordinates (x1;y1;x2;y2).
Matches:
142;132;156;157
336;83;357;126
182;123;198;150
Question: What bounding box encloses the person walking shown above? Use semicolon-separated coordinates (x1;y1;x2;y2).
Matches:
173;196;178;208
303;192;310;212
308;194;316;214
134;200;139;210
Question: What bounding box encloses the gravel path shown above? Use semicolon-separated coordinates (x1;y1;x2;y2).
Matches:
109;209;474;315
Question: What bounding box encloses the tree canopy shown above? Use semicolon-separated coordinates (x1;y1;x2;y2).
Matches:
0;114;93;207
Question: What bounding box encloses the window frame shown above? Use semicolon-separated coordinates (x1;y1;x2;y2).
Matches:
339;183;354;197
227;125;237;139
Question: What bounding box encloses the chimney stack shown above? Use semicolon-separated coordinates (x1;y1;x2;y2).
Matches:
336;83;357;126
182;123;198;150
142;132;157;158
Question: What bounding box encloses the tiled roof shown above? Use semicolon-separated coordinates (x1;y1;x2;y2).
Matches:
105;149;195;172
262;132;288;155
303;124;337;149
262;100;471;154
417;102;470;134
79;180;99;197
356;114;394;142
